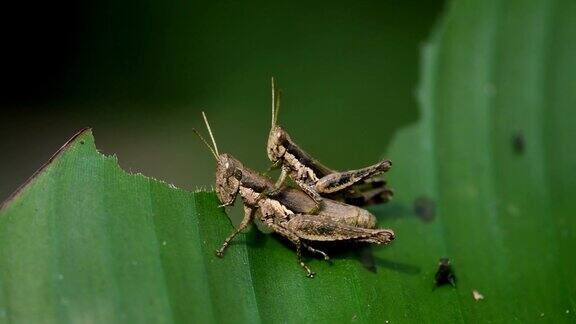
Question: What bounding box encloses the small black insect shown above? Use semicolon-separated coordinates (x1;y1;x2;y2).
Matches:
435;257;456;287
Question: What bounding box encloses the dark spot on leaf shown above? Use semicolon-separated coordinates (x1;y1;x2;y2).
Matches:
358;247;377;273
80;140;85;145
414;196;435;222
512;131;525;154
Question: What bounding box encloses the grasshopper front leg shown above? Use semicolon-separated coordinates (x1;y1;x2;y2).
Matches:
294;179;323;214
216;205;255;257
263;160;282;176
314;159;392;195
256;166;288;202
259;166;323;214
269;165;289;197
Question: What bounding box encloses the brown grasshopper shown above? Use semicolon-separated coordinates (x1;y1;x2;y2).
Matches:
266;78;394;210
194;112;395;277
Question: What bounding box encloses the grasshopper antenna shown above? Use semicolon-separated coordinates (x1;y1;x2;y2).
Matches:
201;111;220;156
271;77;276;128
192;111;220;160
193;128;218;160
271;77;282;128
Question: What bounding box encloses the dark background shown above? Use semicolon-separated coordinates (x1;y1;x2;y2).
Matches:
1;0;444;201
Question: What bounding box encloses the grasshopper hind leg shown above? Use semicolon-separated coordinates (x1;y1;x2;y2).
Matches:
302;242;330;261
314;159;392;195
285;214;395;245
296;243;316;278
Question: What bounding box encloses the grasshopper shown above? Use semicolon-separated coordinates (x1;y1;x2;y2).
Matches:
194;112;395;277
266;78;394;210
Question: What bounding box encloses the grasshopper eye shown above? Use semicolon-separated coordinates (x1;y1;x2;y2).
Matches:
233;169;242;180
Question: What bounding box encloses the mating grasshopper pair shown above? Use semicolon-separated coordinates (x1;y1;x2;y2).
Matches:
194;80;394;277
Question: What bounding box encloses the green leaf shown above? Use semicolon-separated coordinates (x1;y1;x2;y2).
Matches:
1;1;576;323
0;130;259;323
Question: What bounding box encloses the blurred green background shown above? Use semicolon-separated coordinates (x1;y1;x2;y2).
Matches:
1;0;444;201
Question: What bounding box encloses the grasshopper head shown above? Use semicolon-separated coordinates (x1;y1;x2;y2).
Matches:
194;112;245;206
267;125;289;162
214;154;244;205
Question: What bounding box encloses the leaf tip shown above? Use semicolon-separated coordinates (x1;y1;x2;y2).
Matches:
0;127;94;212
